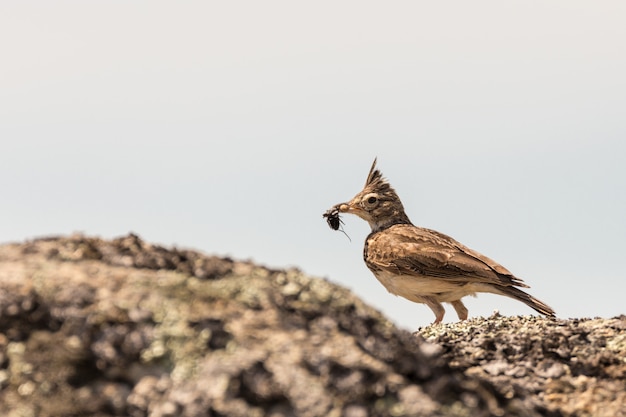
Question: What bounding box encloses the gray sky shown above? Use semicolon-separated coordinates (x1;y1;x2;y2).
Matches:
2;1;625;329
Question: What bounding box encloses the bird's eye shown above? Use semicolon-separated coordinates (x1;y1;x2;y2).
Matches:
362;194;379;209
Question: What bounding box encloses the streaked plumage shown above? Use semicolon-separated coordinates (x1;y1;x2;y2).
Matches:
327;158;555;324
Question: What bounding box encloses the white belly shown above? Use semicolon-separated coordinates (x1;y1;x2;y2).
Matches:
372;269;485;303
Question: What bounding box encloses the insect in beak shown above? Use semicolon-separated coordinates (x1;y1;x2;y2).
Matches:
322;206;351;241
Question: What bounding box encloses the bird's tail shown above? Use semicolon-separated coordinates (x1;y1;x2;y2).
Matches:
495;286;556;318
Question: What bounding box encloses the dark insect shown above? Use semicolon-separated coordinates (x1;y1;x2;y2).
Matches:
323;208;342;230
323;208;351;241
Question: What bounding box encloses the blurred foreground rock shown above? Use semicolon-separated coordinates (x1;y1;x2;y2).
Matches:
0;234;623;417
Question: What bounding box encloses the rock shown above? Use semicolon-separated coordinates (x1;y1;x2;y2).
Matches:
0;234;501;417
0;234;624;416
421;312;626;417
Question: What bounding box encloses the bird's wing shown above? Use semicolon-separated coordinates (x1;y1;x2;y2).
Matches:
365;224;528;288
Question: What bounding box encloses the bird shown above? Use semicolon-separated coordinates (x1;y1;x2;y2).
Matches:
325;158;555;324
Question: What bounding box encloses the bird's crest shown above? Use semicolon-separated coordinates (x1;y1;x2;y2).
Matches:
365;158;381;186
364;158;392;194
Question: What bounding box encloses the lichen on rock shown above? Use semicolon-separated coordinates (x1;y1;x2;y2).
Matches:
0;234;624;417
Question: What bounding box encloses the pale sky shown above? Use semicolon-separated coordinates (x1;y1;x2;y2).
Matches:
1;1;625;329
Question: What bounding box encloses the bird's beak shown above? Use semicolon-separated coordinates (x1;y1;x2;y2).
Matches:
336;201;361;214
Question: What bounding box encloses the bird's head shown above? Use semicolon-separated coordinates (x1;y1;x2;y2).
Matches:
334;158;411;232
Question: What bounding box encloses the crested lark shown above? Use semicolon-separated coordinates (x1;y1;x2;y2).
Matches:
324;159;555;324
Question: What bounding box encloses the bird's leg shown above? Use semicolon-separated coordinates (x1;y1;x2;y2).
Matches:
424;297;445;324
451;300;468;321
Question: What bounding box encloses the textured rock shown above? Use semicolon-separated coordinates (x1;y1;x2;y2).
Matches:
0;234;505;417
0;234;624;416
420;313;626;417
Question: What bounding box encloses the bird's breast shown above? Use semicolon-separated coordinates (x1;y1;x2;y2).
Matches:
368;269;482;303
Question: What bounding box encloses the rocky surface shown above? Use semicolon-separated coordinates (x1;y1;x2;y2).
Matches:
420;314;626;417
0;234;624;417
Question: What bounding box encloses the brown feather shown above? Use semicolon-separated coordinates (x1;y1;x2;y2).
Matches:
366;224;529;287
